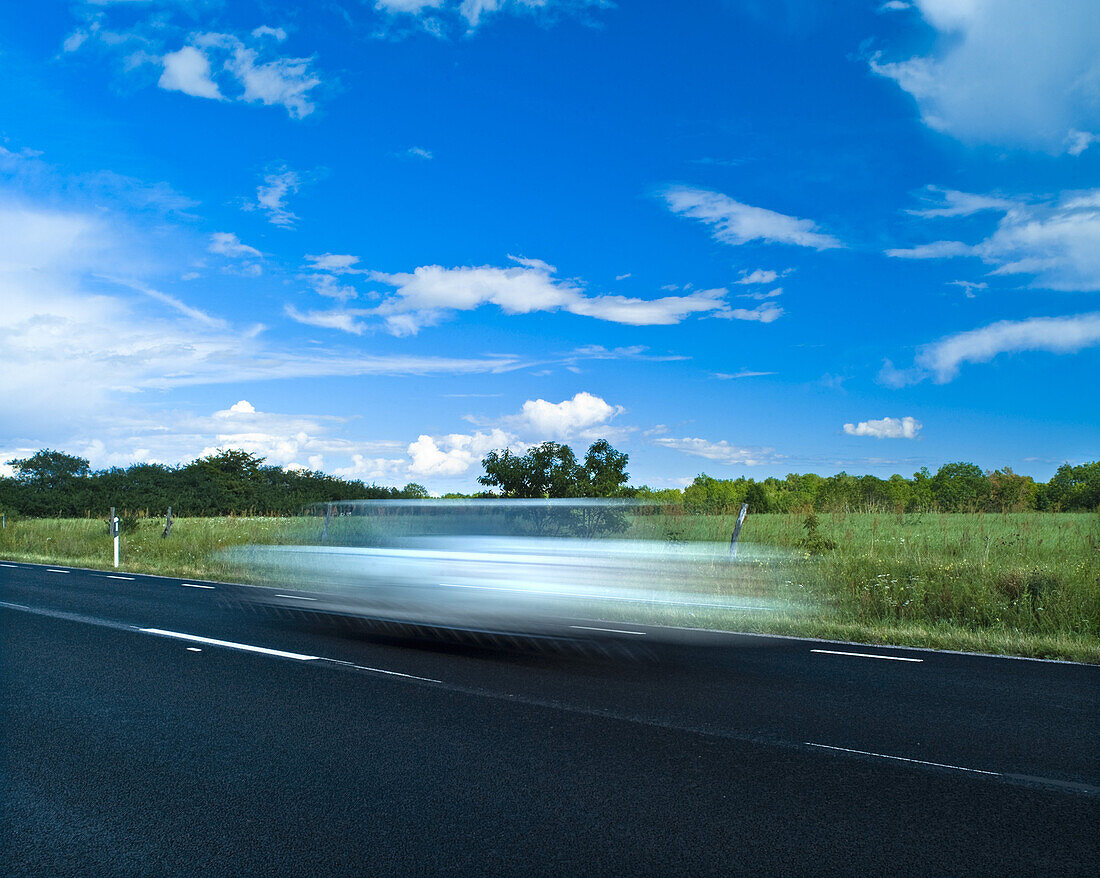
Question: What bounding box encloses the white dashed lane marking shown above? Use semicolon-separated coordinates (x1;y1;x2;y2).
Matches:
811;648;922;663
139;628;319;660
47;569;70;574
181;583;215;589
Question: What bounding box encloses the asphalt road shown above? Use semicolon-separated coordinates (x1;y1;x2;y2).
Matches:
2;560;1097;876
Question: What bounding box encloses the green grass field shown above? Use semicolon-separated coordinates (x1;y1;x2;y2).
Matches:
1;511;1097;663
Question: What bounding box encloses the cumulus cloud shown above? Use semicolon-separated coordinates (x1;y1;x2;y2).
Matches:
407;428;519;477
651;436;780;467
869;0;1100;153
159;45;223;100
514;392;624;440
880;312;1100;385
843;416;922;439
887;188;1100;291
366;262;733;335
660;186;842;250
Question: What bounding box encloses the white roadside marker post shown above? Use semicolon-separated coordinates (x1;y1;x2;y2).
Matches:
729;502;749;559
110;506;120;569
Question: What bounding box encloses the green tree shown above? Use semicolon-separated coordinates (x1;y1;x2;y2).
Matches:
930;462;990;512
582;439;631;497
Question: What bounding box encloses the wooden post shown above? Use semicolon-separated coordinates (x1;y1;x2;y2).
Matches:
162;506;173;539
729;502;749;559
321;503;333;541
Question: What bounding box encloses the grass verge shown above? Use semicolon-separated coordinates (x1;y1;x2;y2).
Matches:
1;512;1097;663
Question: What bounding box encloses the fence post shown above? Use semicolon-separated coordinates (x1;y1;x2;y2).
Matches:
729;503;749;559
110;506;120;568
321;503;333;541
162;506;173;539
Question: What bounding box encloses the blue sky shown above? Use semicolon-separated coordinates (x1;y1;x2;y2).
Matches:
1;0;1097;491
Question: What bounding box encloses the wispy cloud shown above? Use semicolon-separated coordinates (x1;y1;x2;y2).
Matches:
880;312;1100;385
712;370;775;379
374;0;612;35
660;186;842;250
363;261;734;336
651;436;781;466
888;188;1100;291
250;167;302;227
209;232;261;258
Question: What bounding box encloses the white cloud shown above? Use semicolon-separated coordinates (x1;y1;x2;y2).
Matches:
208;231;261;258
302;273;358;301
375;0;610;33
192;32;322;120
736;286;783;301
407;428;519;477
652;436;780;467
881;312;1100;385
515;392;623;440
712;370;775;379
305;253;362;273
948;280;986;297
395;146;434;160
843;416;922;439
0;198;531;439
878;1;911;11
870;0;1100;152
888;189;1100;291
367;262;732;335
734;268;790;285
251;26;288;42
905;186;1016;218
63;31;89;53
717;302;784;323
284;304;369;334
1066;130;1097;156
376;0;445;13
660;186;842;249
250;167;301;227
158;45;223;100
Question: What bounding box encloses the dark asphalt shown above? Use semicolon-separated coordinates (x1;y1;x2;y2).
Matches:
2;560;1097;876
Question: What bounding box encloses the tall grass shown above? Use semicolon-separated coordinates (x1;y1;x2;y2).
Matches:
2;511;1097;662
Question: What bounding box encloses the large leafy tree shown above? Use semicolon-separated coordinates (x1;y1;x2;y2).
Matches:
479;440;631;498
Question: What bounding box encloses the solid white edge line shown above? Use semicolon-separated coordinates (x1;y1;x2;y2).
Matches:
138;628;319;661
352;664;442;684
811;648;922;663
570;625;647;635
181;583;215;589
806;742;1001;776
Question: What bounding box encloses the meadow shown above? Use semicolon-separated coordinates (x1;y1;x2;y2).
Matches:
1;510;1097;663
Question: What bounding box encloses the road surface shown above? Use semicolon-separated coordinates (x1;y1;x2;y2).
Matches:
2;559;1097;876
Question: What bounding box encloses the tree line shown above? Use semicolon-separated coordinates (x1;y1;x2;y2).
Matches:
1;444;1097;518
0;449;428;518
